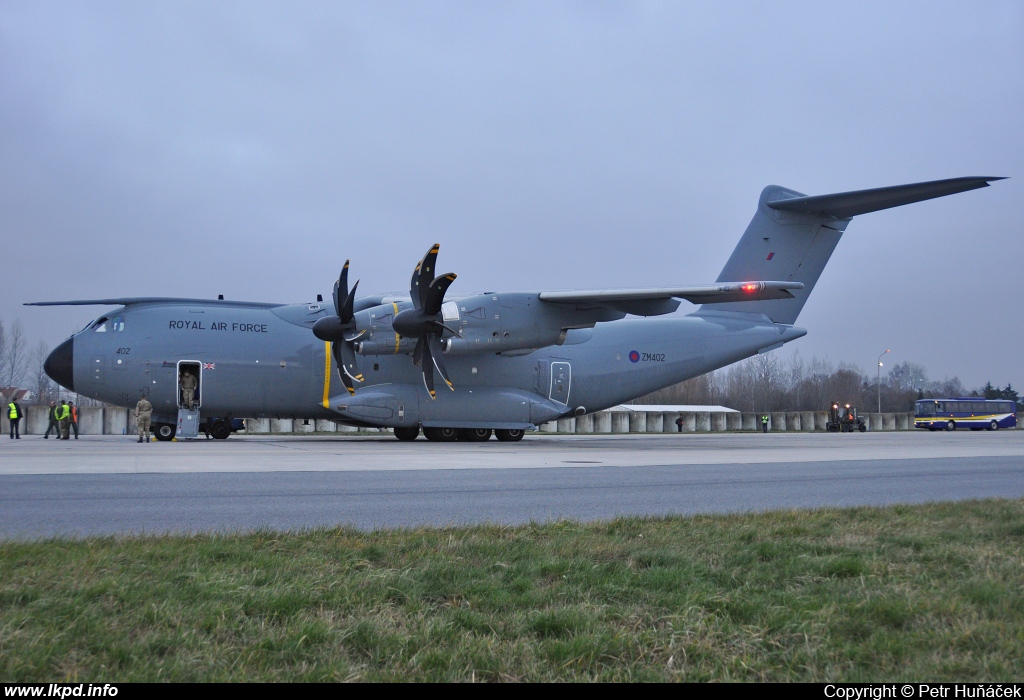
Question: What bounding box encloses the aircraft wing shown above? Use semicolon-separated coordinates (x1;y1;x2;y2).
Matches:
24;297;282;309
538;281;803;316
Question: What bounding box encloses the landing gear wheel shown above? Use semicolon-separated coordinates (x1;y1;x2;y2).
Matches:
154;423;176;442
989;420;998;431
946;420;956;431
460;428;492;442
394;426;420;441
210;420;232;440
495;428;525;442
424;427;459;442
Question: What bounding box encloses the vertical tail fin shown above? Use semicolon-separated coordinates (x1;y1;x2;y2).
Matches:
702;177;1003;325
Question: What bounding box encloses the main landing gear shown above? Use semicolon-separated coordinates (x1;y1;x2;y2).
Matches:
395;427;526;442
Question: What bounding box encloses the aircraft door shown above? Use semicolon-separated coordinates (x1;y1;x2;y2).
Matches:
549;361;571;406
177;361;202;409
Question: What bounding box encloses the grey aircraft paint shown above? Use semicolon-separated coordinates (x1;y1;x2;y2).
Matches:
30;178;1001;440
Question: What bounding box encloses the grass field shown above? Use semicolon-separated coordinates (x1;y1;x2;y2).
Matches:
2;499;1023;682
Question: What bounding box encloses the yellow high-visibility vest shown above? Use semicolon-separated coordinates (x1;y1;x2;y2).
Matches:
7;403;16;419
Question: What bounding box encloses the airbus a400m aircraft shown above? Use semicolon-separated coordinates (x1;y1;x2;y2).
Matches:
32;177;1001;442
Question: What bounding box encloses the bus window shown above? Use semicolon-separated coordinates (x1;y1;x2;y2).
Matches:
916;402;935;416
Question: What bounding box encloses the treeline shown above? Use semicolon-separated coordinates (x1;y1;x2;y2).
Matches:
636;351;1017;413
0;317;55;403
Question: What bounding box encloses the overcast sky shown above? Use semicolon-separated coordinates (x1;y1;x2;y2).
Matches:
2;1;1021;390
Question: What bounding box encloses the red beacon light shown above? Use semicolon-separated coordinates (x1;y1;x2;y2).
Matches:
741;283;758;293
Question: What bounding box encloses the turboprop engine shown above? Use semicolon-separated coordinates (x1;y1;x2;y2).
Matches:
313;244;626;396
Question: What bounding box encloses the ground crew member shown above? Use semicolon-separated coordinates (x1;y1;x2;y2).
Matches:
58;400;71;439
761;414;769;433
43;401;59;439
68;401;79;439
135;393;153;443
180;371;197;410
8;399;22;439
675;416;684;433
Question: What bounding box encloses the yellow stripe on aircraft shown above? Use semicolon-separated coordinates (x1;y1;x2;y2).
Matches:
393;302;401;353
322;341;331;408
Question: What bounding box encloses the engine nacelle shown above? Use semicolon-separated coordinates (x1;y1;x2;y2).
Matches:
349;293;622;357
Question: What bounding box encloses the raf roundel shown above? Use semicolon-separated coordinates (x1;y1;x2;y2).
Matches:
629;350;640;363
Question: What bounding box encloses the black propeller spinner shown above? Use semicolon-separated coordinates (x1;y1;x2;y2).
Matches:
392;244;460;399
311;260;365;395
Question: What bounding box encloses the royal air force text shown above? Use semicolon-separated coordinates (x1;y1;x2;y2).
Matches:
169;321;267;333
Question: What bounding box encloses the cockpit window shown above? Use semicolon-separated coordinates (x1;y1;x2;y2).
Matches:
91;315;124;333
93;317;109;332
111;316;125;331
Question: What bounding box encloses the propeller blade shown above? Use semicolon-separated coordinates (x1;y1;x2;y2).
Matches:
409;260;422;310
412;337;425;367
333;260;350;317
416;244;440;310
423;272;456;315
339;339;363;383
344;328;367;343
428;321;463;339
420;337;436;399
427;334;454;390
331;342;355;396
341;279;359;323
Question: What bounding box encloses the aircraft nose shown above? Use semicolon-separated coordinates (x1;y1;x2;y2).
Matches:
44;337;74;392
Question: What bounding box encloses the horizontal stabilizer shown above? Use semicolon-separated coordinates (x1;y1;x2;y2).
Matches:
540;281;803;316
766;176;1004;219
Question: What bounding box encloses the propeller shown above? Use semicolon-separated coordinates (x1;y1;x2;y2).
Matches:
312;260;365;395
392;243;460;399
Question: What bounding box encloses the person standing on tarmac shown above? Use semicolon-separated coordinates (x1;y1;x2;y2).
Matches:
7;399;22;439
761;414;769;433
68;401;79;439
43;401;59;439
134;393;153;443
58;400;71;440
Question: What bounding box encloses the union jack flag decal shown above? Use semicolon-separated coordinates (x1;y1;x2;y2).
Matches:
203;363;215;370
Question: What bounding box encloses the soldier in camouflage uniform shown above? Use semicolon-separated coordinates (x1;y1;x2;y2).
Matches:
134;393;153;443
180;371;198;410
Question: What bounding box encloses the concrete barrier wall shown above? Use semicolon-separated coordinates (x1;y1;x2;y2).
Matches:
246;418;270;433
26;406;49;434
78;407;104;435
104;408;128;435
786;412;801;431
611;412;630;433
710;412;726;432
628;413;645;433
662;411;679;433
8;406;932;437
678;412;696;432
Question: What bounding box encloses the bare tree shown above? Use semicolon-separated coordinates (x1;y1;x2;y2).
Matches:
788;350;806;409
29;340;56;404
2;319;28;387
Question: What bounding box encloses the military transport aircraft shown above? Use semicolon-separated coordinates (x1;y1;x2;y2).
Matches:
30;177;1002;442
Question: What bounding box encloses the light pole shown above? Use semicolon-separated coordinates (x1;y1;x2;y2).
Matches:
877;349;890;414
